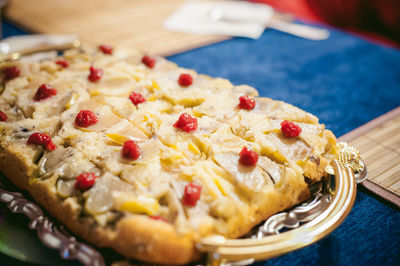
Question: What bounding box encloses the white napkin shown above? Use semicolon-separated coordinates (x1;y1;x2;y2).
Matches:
164;0;274;39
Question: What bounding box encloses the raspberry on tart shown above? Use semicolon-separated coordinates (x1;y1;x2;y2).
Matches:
27;132;56;151
34;84;57;101
178;73;193;87
99;44;113;55
122;140;141;160
3;66;20;81
75;110;99;128
173;113;198;132
238;95;256;110
55;60;69;68
88;66;103;82
281;120;302;138
0;111;7;122
129;92;146;106
239;146;259;166
74;172;98;191
142;55;156;68
182;182;202;207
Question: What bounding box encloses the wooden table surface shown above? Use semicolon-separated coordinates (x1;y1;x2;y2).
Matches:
5;0;227;56
340;107;400;207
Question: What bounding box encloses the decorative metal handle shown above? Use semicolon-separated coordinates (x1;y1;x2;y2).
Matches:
0;187;105;266
199;160;357;265
257;193;331;238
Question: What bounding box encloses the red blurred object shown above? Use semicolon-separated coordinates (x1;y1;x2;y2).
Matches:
173;113;198;132
0;111;7;122
88;66;103;82
178;73;193;87
129;91;146;106
251;0;400;48
27;132;56;151
74;110;99;128
3;66;20;81
55;60;69;68
280;120;302;138
34;84;57;101
122;140;141;160
239;146;259;166
74;172;98;192
238;95;256;110
182;182;202;207
142;55;156;68
98;44;113;55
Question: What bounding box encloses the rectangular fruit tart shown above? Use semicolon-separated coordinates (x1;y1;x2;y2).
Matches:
0;45;338;264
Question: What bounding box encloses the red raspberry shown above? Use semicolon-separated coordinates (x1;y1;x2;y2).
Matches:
88;66;103;82
99;44;113;55
55;60;69;68
34;84;57;101
75;110;98;128
0;111;7;122
182;182;202;207
281;120;302;138
74;172;98;191
178;73;193;87
238;96;256;110
173;113;198;133
129;92;146;106
27;132;56;151
239;146;258;166
149;215;167;222
122;140;141;160
3;66;20;81
142;55;156;68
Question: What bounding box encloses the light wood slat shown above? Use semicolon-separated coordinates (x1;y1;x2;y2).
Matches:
4;0;228;56
364;150;400;181
343;108;400;199
374;164;400;186
364;117;400;152
391;179;400;193
349;136;377;153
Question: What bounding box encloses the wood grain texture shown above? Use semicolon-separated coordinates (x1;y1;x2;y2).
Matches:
339;107;400;207
4;0;228;56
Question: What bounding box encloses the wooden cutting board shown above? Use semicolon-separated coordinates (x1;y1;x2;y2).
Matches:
339;107;400;207
4;0;228;56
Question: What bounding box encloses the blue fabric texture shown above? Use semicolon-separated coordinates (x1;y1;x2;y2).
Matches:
2;21;27;39
2;21;400;265
170;25;400;266
168;26;400;137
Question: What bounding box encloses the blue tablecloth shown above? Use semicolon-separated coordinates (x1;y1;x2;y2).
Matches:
2;20;400;265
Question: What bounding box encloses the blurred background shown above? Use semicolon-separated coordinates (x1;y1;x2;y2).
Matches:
253;0;400;48
1;0;399;55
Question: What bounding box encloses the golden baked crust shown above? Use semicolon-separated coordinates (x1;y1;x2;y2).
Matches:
0;45;338;264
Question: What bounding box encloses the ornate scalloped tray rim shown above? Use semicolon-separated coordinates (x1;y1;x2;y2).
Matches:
0;158;360;266
200;159;357;265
